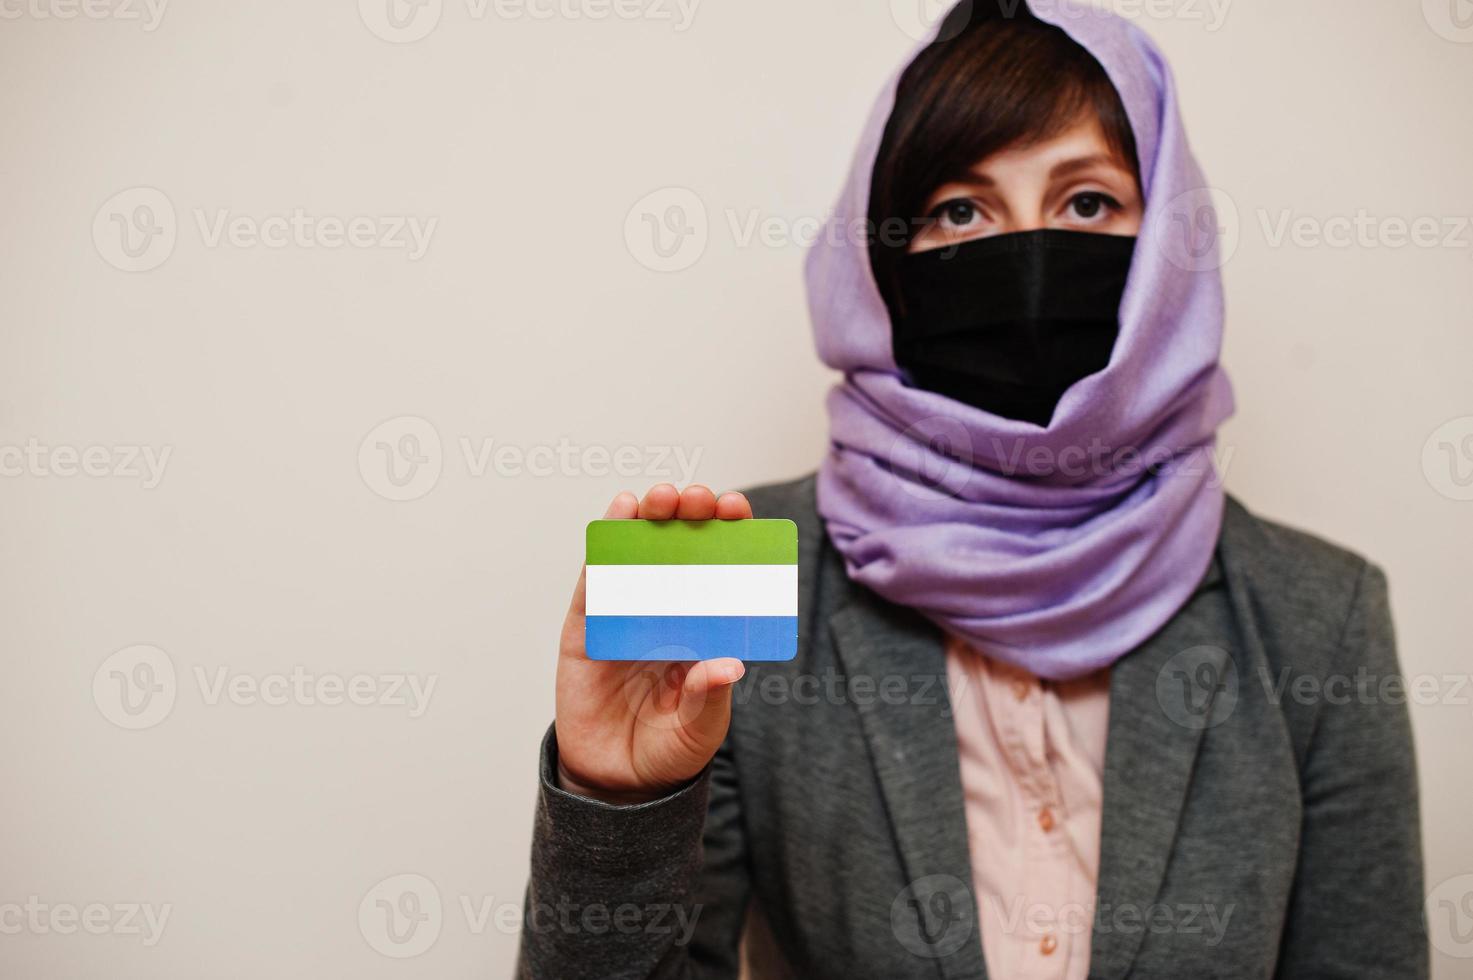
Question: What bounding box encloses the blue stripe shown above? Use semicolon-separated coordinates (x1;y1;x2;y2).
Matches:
585;615;798;662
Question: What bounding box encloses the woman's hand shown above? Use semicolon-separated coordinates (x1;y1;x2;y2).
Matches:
554;483;751;805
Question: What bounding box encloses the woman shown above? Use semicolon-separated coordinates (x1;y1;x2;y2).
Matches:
518;2;1427;977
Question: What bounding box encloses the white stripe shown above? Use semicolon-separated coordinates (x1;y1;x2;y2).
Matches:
586;564;798;617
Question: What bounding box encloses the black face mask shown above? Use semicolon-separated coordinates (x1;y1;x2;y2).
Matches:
891;229;1136;427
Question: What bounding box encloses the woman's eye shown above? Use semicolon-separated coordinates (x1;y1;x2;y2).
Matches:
1067;192;1119;221
935;199;980;229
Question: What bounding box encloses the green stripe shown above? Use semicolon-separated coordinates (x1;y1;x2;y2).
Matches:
586;519;797;565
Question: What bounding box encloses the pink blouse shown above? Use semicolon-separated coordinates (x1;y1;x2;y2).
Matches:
944;635;1112;980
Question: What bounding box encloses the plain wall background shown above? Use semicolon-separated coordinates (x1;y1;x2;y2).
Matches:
2;0;1471;976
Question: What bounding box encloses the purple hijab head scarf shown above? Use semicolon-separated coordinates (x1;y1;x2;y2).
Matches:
810;0;1235;681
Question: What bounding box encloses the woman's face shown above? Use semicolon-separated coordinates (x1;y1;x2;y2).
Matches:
907;112;1143;254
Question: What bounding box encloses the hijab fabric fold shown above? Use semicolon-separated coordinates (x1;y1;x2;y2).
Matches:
810;0;1235;681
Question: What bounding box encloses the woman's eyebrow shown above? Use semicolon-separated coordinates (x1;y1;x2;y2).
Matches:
919;171;996;210
945;168;997;189
1048;154;1124;180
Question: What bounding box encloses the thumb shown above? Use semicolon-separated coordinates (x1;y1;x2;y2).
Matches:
674;658;746;750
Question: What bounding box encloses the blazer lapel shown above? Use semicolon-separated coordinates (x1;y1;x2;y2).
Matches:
1089;559;1231;980
767;476;1236;980
828;586;989;980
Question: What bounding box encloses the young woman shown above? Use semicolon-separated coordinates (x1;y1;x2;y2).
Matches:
518;3;1427;977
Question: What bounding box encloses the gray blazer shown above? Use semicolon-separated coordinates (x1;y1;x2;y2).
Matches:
517;476;1427;979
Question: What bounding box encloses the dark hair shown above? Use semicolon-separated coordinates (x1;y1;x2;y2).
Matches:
867;4;1141;316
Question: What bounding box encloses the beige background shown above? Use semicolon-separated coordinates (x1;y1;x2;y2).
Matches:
2;0;1471;976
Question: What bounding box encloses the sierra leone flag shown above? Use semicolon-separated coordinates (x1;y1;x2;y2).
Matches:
584;519;799;662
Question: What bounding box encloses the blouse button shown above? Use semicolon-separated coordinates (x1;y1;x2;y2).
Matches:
1012;679;1030;701
1038;807;1056;832
1040;933;1058;955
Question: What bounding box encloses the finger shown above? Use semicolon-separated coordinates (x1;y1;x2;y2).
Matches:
676;658;745;746
675;484;717;520
638;484;680;520
683;657;746;695
651;662;691;714
604;491;638;520
714;492;753;520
